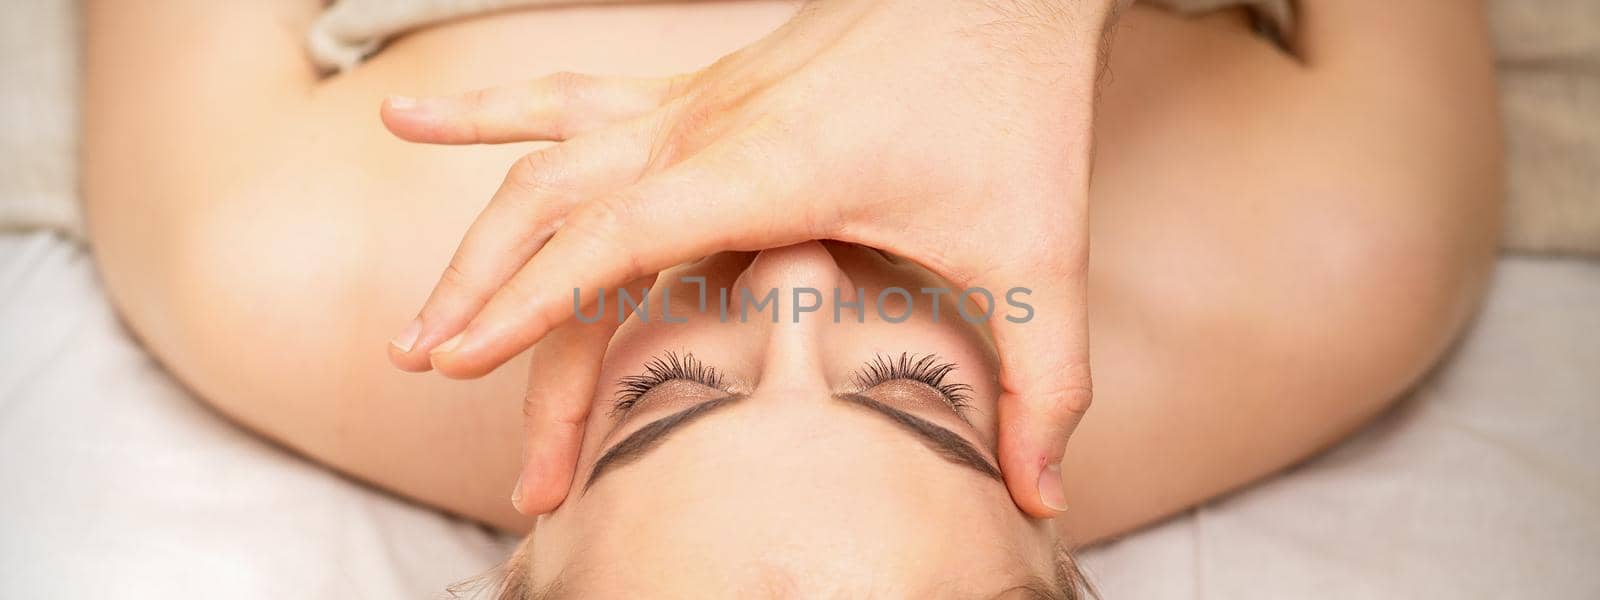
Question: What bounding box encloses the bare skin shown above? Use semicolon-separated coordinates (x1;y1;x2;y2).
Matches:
376;0;1117;520
83;0;1501;543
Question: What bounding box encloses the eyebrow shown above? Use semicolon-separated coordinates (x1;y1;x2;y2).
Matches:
584;391;1001;490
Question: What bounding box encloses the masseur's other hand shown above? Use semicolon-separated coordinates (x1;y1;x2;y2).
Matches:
382;0;1119;518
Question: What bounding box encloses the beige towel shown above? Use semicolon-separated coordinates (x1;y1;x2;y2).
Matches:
1489;1;1600;256
0;0;80;239
309;0;634;73
307;0;1293;73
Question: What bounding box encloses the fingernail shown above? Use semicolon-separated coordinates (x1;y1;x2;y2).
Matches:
511;471;526;509
1038;463;1068;512
389;319;422;353
432;332;465;355
387;95;418;110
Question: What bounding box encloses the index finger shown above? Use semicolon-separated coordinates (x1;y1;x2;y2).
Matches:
427;136;813;378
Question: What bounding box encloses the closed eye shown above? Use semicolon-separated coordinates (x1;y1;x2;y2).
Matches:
613;351;728;416
850;352;975;414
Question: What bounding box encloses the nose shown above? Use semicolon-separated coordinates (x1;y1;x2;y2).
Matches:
733;242;857;392
735;242;856;315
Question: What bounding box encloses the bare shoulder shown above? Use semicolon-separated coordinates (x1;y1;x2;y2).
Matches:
1061;3;1503;541
79;0;811;532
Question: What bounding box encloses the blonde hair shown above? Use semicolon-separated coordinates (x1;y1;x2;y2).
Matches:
451;541;1095;600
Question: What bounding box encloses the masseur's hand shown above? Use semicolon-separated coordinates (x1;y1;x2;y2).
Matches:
382;0;1120;518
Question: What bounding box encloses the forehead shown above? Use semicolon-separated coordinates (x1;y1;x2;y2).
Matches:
536;397;1042;596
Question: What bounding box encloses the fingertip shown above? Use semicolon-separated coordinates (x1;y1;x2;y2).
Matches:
510;463;563;515
510;469;528;513
512;432;583;515
379;95;413;125
511;463;568;516
380;95;445;142
1038;462;1068;513
516;484;568;516
427;331;506;379
386;342;435;372
433;291;571;378
1003;453;1062;518
389;317;421;352
998;397;1073;518
428;355;497;379
386;323;437;373
386;94;418;112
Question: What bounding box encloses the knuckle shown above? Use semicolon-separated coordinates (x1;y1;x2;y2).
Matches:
570;195;629;240
507;149;571;198
571;198;648;281
544;71;604;138
1032;380;1094;420
432;259;492;305
656;109;713;166
545;397;590;427
459;88;501;142
545;71;591;105
1005;349;1095;423
541;72;594;138
437;261;478;294
652;87;751;167
462;87;495;112
522;382;586;425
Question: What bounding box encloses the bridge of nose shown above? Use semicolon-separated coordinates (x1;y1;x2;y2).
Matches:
737;241;857;398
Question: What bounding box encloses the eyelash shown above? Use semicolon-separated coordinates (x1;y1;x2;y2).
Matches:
612;352;974;416
613;351;726;415
851;353;974;412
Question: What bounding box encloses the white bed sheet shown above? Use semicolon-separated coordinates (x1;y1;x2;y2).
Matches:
2;230;1596;598
0;232;510;599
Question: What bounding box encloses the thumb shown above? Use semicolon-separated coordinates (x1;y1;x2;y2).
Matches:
989;253;1093;518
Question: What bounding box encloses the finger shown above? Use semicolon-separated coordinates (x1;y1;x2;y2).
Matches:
381;72;684;145
428;135;814;378
388;122;658;371
510;310;624;515
987;247;1093;518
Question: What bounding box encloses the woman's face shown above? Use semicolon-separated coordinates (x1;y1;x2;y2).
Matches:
524;242;1063;597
